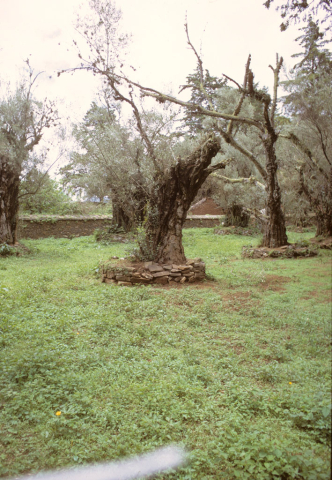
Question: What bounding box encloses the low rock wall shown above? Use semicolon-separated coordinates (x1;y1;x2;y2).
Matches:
101;258;206;286
17;216;112;240
17;215;223;240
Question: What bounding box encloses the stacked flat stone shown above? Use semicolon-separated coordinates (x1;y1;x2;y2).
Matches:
101;259;206;286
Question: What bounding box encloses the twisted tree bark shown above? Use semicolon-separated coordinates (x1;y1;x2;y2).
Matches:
142;136;222;264
299;166;332;238
262;137;288;247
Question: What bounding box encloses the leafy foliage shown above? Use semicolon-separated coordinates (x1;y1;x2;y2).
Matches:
19;171;76;215
0;62;57;173
0;243;15;257
263;0;332;33
280;19;332;236
181;67;226;136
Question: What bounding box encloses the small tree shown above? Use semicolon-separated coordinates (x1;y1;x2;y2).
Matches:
60;100;149;230
180;63;226;137
0;63;57;244
19;170;75;215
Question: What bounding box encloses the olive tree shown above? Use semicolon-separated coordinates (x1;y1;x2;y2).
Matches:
60;0;229;264
61;100;173;232
280;19;332;236
0;63;57;244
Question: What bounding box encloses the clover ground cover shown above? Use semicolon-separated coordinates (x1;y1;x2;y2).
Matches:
0;229;331;479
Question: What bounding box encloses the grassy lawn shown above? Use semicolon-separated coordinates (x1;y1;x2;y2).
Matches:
0;228;331;479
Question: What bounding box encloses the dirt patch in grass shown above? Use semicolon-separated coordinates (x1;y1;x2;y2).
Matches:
259;275;291;292
242;244;318;259
189;280;219;290
305;265;331;275
221;291;255;312
152;282;263;313
148;280;217;292
214;336;246;353
301;290;332;303
221;291;260;313
150;280;219;291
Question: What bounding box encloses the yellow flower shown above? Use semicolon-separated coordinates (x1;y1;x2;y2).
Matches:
289;382;292;385
56;411;61;416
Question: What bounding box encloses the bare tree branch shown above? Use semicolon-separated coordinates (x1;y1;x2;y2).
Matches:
184;22;215;111
226;55;252;135
212;172;266;190
270;54;283;128
134;83;265;130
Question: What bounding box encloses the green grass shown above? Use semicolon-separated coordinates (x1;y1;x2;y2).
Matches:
0;229;331;479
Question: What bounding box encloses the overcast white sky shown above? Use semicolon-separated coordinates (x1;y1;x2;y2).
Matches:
0;0;307;170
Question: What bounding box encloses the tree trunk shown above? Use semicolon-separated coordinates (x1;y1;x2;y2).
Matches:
142;136;221;264
315;168;332;237
316;214;332;237
299;167;332;238
0;156;20;245
132;178;148;226
111;198;132;232
262;139;288;247
111;179;148;232
225;204;250;227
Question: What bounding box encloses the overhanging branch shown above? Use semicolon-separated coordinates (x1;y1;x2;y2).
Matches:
212;173;266;190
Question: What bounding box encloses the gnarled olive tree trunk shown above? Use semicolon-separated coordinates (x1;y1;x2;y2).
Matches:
111;199;132;231
298;166;332;238
142;136;221;264
111;177;148;232
262;138;288;248
313;168;332;237
0;156;20;245
225;204;250;227
316;213;332;237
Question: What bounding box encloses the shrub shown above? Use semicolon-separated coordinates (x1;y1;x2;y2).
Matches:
0;243;15;257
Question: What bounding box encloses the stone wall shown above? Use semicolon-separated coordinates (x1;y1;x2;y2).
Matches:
184;215;223;228
101;258;206;286
17;215;224;240
17;216;113;240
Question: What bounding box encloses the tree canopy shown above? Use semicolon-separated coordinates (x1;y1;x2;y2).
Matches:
263;0;332;33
